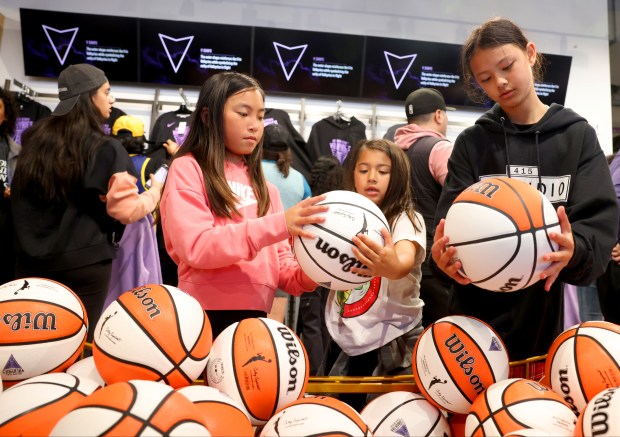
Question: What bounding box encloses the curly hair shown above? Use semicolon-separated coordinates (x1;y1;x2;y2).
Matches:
0;87;18;139
309;155;344;196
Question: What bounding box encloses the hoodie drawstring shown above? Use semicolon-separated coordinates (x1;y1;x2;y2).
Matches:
500;117;512;177
500;117;544;192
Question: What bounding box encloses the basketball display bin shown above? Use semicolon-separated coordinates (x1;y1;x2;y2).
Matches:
80;343;546;393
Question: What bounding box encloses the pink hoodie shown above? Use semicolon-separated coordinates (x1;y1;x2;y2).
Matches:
159;155;317;312
394;124;453;185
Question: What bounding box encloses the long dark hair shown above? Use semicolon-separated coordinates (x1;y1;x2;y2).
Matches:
344;139;420;232
0;87;17;139
13;91;106;203
172;72;269;218
461;17;547;104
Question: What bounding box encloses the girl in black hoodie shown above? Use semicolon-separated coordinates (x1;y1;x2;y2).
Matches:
431;18;618;374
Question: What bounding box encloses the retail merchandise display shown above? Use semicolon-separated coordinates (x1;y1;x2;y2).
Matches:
0;278;88;387
466;378;577;436
360;391;451;436
293;190;389;291
412;315;510;414
205;317;309;426
443;177;561;292
0;373;100;436
49;379;210;436
544;320;620;413
259;395;372;436
92;284;212;388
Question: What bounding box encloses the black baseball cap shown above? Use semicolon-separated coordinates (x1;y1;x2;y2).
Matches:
405;88;455;118
52;64;108;116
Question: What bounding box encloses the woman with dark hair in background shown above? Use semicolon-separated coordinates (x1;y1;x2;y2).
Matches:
11;64;163;341
0;87;20;284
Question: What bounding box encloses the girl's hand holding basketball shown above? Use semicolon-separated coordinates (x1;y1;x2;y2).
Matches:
432;219;472;285
350;228;404;280
285;195;328;239
539;206;574;291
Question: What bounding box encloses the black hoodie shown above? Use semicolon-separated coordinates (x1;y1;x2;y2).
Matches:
435;103;619;360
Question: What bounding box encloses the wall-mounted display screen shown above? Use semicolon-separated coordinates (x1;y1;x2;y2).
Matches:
20;8;138;82
361;36;470;106
139;18;252;86
253;26;364;98
535;53;572;106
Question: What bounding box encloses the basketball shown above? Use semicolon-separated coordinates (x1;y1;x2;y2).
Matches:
177;385;254;437
412;315;509;414
575;386;620;437
66;356;105;387
92;284;212;388
544;320;620;414
466;378;577;436
0;372;100;436
443;177;560;292
259;395;372;436
205;317;308;425
360;391;451;436
49;379;210;436
0;278;88;387
293;190;389;291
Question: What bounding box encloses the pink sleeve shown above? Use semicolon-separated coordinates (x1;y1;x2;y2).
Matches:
428;140;453;186
105;172;161;224
161;159;290;269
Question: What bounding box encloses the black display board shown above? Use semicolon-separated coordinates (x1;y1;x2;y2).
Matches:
536;53;572;106
139;18;252;86
361;36;471;106
20;8;138;82
253;26;365;98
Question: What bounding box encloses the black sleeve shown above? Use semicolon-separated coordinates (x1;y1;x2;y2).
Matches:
84;138;136;194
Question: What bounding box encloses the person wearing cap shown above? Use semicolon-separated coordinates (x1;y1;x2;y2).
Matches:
11;63;164;342
393;87;454;329
261;124;311;327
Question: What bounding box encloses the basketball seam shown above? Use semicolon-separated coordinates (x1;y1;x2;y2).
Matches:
281;401;368;433
262;318;282;420
369;398;436;434
319;200;389;228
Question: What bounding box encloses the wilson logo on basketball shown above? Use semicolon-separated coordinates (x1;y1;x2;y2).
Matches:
276;326;301;394
130;287;161;319
444;333;485;394
314;238;365;275
499;276;524;292
590;387;617;435
465;180;501;198
558;367;580;415
2;312;57;330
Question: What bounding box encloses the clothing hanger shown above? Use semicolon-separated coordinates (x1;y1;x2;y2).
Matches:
332;100;350;123
13;78;37;102
175;88;193;114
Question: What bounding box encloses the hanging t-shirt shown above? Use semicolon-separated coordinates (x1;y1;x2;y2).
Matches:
146;110;192;160
12;95;52;145
306;116;367;165
325;211;426;356
264;108;313;181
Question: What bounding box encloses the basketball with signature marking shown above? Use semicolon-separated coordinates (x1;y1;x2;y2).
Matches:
92;284;212;388
293;190;389;291
0;278;88;387
444;177;560;292
205;317;309;425
412;315;509;414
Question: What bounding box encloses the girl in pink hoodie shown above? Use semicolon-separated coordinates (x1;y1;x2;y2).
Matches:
159;72;327;339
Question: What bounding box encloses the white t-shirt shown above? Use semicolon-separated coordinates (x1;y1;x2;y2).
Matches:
325;211;426;356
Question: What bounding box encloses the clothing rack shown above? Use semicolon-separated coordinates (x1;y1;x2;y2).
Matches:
12;78;38;99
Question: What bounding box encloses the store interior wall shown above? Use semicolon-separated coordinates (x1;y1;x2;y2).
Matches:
0;0;613;153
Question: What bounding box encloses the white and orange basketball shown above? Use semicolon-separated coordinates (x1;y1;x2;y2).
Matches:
177;385;254;437
205;317;308;425
466;378;577;436
50;379;210;436
0;278;88;387
92;284;212;388
259;395;372;436
0;372;100;436
544;320;620;414
444;177;560;291
361;391;451;436
575;386;620;437
66;356;105;388
412;315;509;414
293;190;389;290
